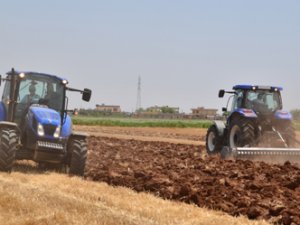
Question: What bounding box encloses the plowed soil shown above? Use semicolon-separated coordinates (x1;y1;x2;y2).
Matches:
81;126;300;225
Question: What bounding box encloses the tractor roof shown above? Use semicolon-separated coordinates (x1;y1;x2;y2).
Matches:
233;85;283;91
6;70;68;83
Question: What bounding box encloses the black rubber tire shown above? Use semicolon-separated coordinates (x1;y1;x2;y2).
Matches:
228;117;255;148
206;125;223;155
68;139;87;176
0;129;18;172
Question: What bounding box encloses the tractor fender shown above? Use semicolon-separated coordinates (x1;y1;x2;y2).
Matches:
69;131;89;140
274;110;292;120
61;114;72;138
0;121;20;134
212;120;226;137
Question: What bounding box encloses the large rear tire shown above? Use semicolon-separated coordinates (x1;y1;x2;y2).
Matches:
228;117;255;148
206;125;223;155
68;139;87;176
0;129;18;172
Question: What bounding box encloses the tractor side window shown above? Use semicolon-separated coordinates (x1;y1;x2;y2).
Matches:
45;83;64;112
231;91;243;111
2;78;11;103
266;93;280;111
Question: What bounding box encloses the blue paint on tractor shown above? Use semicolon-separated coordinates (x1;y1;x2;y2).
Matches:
61;114;72;138
30;106;61;126
274;110;293;120
233;85;283;91
0;102;6;121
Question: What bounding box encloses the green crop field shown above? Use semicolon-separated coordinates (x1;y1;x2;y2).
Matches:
72;116;300;130
72;116;213;128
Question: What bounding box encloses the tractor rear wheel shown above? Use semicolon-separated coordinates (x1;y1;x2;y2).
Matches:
206;125;223;155
0;129;18;172
228;117;255;148
68;138;87;176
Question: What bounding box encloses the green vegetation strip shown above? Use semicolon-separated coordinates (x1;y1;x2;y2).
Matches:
72;116;300;130
72;116;213;128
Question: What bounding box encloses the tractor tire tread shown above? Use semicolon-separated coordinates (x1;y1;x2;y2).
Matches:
0;129;18;172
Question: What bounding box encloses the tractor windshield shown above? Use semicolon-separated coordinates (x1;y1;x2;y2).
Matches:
15;74;65;123
246;90;281;113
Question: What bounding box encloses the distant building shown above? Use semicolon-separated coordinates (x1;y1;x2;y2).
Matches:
95;104;121;113
145;105;180;114
191;107;218;118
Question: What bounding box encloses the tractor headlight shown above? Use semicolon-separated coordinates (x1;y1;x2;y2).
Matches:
19;73;25;79
37;123;45;136
62;79;68;85
53;126;61;138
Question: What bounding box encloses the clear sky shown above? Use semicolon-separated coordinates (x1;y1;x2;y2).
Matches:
1;0;300;113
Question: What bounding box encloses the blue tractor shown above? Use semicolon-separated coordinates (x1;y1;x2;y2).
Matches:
0;68;92;175
206;85;300;162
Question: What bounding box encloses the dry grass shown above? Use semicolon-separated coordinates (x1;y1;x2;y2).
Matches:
0;161;270;225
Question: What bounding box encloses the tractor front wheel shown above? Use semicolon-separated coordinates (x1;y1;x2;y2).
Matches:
0;129;18;172
206;125;223;155
228;117;255;148
67;138;87;176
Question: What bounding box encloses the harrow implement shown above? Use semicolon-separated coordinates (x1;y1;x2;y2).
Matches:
221;146;300;163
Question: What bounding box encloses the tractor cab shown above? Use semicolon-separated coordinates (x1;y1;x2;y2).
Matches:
8;73;65;125
220;85;283;117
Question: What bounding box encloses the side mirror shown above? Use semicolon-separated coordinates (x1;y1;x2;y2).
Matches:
222;107;227;112
82;88;92;102
218;89;225;98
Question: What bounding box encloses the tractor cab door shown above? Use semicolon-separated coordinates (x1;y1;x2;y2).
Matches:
230;90;244;111
225;89;244;115
0;75;12;121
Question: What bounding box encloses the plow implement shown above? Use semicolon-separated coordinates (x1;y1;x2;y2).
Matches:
221;146;300;163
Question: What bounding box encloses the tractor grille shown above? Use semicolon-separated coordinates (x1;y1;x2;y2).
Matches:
44;124;57;136
37;141;64;150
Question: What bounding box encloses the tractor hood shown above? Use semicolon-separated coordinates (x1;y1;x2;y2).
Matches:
29;106;61;126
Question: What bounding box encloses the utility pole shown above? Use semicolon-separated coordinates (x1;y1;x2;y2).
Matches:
136;76;141;112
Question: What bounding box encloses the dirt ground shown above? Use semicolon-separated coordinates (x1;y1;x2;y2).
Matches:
77;126;300;225
74;125;206;145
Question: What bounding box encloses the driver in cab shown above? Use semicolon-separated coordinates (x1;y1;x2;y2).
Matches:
21;83;40;105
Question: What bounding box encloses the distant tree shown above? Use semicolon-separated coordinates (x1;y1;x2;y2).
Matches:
291;109;300;121
135;108;145;113
161;106;176;114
